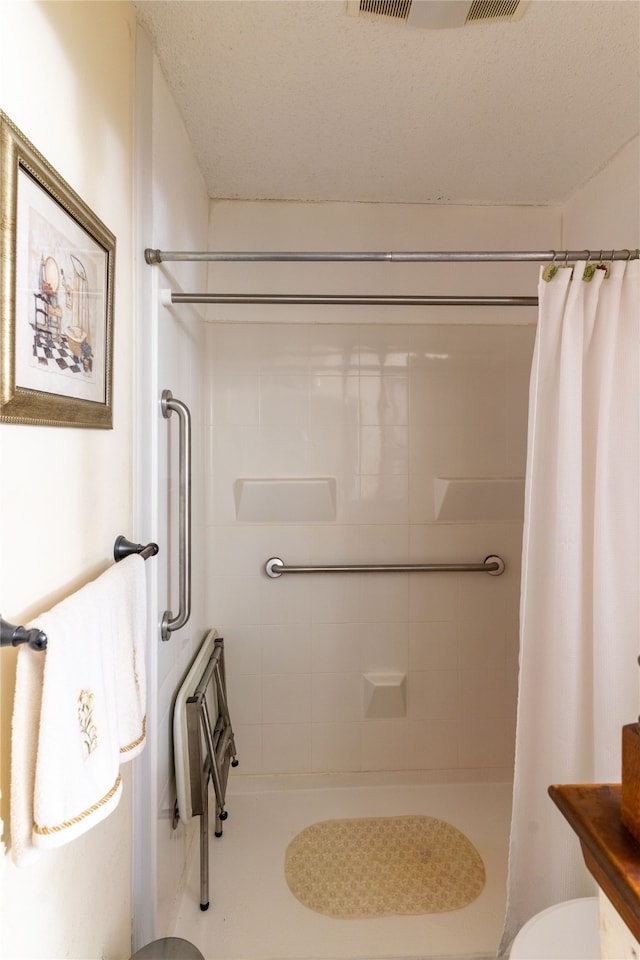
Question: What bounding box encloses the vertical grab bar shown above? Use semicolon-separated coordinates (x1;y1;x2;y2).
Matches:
161;390;191;641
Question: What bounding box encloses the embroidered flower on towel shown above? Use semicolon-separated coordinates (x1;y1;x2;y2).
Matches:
133;647;140;689
77;690;98;758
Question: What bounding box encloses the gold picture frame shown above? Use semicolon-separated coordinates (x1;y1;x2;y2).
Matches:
0;111;114;428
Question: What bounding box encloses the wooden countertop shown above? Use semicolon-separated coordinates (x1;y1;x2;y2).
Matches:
548;783;640;941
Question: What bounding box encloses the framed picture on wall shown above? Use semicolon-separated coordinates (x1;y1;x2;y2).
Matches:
0;110;115;428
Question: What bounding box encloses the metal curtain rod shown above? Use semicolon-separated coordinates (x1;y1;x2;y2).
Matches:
1;535;159;652
152;248;638;308
265;555;505;578
145;248;639;264
167;292;538;307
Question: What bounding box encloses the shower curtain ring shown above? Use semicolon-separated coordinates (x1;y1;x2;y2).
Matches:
563;250;574;281
543;250;559;283
600;249;613;278
582;249;595;282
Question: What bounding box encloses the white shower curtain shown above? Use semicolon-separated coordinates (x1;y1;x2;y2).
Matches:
500;258;640;953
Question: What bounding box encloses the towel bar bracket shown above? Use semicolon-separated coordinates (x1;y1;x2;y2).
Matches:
0;615;47;651
114;535;159;562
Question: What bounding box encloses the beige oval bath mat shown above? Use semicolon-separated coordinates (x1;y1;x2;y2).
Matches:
284;815;485;919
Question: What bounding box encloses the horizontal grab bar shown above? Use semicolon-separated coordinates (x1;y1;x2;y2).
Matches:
265;555;505;578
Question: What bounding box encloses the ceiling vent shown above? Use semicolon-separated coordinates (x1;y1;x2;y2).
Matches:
354;0;412;21
465;0;528;23
346;0;529;28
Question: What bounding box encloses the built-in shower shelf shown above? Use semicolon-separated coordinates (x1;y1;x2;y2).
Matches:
434;476;525;521
549;783;640;941
234;477;336;522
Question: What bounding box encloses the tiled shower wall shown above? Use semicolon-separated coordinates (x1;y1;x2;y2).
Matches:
204;320;536;775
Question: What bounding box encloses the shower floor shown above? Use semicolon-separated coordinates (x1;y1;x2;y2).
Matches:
170;771;512;960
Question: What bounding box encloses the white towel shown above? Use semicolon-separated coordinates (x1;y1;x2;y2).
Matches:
104;555;147;761
10;554;147;864
11;643;46;866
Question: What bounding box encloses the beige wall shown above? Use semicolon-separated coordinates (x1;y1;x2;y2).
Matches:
0;3;136;957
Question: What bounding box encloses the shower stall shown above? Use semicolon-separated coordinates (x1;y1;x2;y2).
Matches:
134;41;540;950
133;27;639;960
139;215;539;953
165;283;534;959
135;91;539;947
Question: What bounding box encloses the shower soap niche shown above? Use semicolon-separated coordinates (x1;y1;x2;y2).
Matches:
434;477;525;522
234;477;336;522
364;673;406;719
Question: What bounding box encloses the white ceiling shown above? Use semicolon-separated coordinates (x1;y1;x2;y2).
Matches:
133;0;640;206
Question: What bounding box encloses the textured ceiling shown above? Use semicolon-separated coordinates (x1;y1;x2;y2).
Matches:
132;0;640;205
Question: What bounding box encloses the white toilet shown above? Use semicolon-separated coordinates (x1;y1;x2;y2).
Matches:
509;897;600;959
